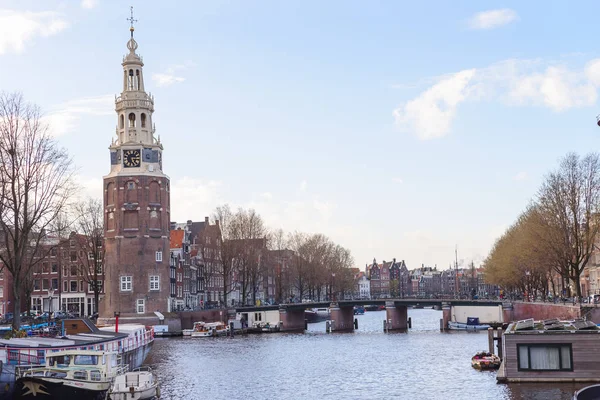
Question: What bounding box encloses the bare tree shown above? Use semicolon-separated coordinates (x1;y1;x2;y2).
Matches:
288;231;309;301
212;205;238;307
537;153;600;298
269;228;290;304
0;93;74;330
74;198;105;315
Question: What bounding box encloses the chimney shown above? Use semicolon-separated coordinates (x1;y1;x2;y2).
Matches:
215;220;220;227
187;220;192;225
205;216;209;223
393;258;396;264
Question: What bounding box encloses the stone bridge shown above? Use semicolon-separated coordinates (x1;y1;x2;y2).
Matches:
235;299;507;332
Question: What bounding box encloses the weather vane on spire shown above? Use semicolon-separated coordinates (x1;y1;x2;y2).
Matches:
127;6;138;37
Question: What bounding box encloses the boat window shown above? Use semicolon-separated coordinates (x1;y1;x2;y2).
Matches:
46;371;67;379
111;355;118;368
74;355;98;365
102;355;106;365
51;355;70;367
90;370;102;381
73;370;88;380
517;344;572;371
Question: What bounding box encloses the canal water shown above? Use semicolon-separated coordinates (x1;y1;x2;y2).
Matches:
144;309;584;400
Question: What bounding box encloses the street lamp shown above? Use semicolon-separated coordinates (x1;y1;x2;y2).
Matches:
47;288;54;319
332;273;336;302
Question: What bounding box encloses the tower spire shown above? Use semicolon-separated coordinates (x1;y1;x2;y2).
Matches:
127;6;138;38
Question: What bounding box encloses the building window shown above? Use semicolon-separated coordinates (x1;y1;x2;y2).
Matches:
70;280;78;292
51;264;58;273
517;344;572;371
80;280;84;292
88;252;94;260
42;279;49;290
150;276;160;291
51;278;58;290
63;281;68;292
120;276;132;291
42;263;49;274
156;251;162;262
136;299;145;314
71;265;78;276
70;251;77;262
34;280;40;291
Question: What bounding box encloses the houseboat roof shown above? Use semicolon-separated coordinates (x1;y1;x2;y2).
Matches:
506;318;599;334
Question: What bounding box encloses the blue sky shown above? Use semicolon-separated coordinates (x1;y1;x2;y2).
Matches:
1;1;600;270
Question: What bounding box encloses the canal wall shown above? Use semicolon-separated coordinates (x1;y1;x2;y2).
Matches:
177;309;232;330
507;302;580;322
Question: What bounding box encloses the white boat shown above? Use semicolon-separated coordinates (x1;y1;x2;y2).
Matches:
191;322;228;338
109;366;159;400
182;329;193;336
14;349;127;399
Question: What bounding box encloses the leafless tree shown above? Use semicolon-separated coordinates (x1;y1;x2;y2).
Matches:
74;198;105;315
0;93;74;330
269;228;290;304
537;152;600;298
212;205;238;307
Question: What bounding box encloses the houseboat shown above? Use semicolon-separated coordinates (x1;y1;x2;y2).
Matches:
236;310;281;332
13;349;126;399
498;318;600;383
0;318;153;398
191;322;228;337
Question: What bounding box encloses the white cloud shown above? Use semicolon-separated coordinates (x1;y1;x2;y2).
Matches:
394;58;600;139
80;0;98;9
393;69;475;140
170;177;223;222
152;73;185;87
514;171;528;181
152;63;195;87
468;9;518;30
44;95;113;137
259;192;273;201
392;177;403;184
0;9;68;55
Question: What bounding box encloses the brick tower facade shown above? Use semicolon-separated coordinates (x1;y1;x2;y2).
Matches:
100;23;170;318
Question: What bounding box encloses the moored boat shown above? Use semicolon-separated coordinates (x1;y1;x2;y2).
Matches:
573;384;600;399
109;366;159;400
471;351;501;370
448;317;490;331
182;329;193;336
191;321;228;337
14;349;126;399
305;308;329;323
0;318;153;397
353;306;365;315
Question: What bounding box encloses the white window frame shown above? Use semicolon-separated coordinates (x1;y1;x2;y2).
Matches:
136;299;145;314
156;251;163;262
120;276;132;291
149;276;160;291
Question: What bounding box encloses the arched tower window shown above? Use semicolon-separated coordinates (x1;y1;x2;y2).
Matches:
119;114;124;129
149;181;160;204
128;69;134;90
106;182;115;206
135;70;140;90
126;181;138;203
128;113;136;128
141;113;146;128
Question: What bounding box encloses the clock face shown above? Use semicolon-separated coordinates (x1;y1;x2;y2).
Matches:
123;149;141;168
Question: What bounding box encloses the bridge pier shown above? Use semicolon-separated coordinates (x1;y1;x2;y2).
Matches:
385;302;408;331
440;302;451;331
279;307;305;332
502;303;513;324
329;303;355;332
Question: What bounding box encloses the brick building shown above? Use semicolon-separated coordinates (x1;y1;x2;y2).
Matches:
100;26;171;318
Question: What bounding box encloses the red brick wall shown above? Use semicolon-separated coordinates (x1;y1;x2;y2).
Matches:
101;174;171;317
511;302;580;322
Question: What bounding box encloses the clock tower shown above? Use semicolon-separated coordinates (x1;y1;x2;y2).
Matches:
100;18;171;318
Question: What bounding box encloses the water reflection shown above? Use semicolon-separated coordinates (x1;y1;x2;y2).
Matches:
144;309;585;400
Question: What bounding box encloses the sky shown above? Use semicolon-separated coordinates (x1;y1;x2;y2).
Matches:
1;1;600;271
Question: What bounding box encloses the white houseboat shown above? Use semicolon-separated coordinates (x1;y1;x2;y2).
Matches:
0;318;153;399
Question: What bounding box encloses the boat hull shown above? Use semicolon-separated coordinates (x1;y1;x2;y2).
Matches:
13;377;108;400
110;384;158;400
448;322;490;331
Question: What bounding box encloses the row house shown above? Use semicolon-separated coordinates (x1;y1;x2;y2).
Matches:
29;232;105;317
